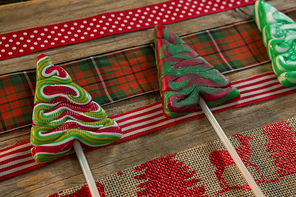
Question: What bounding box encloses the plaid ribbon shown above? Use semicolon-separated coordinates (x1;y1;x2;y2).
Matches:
0;0;258;61
2;71;296;182
1;7;296;134
0;45;158;133
49;118;296;197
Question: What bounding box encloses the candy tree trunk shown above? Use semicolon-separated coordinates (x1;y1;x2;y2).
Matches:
73;141;100;197
199;98;264;197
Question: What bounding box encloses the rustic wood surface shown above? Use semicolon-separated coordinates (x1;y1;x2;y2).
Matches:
0;0;296;196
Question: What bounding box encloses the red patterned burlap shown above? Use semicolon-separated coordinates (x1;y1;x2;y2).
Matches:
49;118;296;197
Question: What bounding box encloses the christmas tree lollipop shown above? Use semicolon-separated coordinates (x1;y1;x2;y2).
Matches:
154;25;264;197
154;25;240;118
31;54;122;197
254;0;296;87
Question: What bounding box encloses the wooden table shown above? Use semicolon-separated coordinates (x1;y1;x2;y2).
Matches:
1;0;295;196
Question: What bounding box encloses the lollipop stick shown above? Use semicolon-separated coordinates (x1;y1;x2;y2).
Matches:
73;140;101;197
199;98;264;197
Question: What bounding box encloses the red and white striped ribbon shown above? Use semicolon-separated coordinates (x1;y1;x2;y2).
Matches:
1;72;295;182
0;0;256;61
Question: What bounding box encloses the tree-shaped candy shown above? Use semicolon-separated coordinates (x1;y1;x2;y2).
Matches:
154;25;240;118
254;0;296;87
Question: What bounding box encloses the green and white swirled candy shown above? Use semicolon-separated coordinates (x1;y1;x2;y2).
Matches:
254;0;296;87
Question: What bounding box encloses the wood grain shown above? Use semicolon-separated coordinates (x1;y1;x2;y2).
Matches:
1;0;296;196
0;0;294;75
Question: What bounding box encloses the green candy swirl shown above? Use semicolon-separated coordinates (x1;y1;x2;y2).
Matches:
31;119;119;146
154;25;240;117
35;79;91;104
254;0;296;87
32;102;107;127
30;54;122;163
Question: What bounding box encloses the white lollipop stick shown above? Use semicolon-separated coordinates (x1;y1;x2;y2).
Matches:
73;140;101;197
198;98;265;197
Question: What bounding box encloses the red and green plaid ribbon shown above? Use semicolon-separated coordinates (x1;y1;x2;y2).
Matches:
1;7;296;134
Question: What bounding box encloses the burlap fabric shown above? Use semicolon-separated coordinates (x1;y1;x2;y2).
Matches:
50;118;296;197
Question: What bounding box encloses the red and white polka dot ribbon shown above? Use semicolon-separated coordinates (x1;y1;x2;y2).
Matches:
0;0;256;61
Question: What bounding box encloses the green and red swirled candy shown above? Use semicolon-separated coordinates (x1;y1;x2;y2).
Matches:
254;0;296;87
154;25;240;118
30;54;122;163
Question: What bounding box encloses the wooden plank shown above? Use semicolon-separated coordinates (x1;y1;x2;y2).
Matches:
0;0;296;196
0;0;294;75
0;0;30;6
